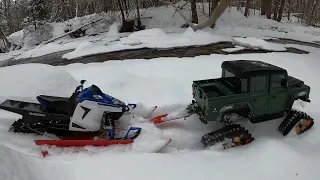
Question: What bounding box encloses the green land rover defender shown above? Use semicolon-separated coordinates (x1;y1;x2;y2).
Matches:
190;60;314;149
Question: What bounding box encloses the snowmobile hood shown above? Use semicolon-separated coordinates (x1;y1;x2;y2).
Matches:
79;85;126;107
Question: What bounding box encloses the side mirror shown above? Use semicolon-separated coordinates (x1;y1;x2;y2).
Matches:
281;79;287;87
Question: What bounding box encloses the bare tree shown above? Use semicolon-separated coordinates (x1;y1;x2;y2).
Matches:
306;0;314;25
277;0;286;22
162;0;231;31
287;0;291;20
244;0;250;17
135;0;144;30
273;0;279;20
211;0;219;15
191;0;198;23
261;0;272;18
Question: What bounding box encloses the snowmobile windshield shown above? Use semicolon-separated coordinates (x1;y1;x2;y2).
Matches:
90;85;103;94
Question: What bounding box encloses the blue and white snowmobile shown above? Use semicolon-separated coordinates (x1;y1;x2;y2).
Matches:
0;80;143;153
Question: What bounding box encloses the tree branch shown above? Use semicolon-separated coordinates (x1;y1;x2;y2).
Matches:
160;0;231;31
41;17;104;45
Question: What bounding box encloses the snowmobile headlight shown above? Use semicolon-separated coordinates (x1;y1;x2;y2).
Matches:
93;95;103;99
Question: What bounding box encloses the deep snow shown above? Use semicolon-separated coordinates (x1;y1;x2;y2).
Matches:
1;51;320;180
1;2;320;180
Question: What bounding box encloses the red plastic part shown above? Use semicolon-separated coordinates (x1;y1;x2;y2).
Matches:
34;139;133;147
151;114;168;124
41;150;49;157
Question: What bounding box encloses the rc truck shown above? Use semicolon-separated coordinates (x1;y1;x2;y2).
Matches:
153;60;315;149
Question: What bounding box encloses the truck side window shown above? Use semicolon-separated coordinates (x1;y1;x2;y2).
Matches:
241;79;248;92
223;69;235;78
251;76;267;91
271;74;286;88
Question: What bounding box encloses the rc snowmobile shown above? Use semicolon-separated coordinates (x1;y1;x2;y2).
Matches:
0;80;146;156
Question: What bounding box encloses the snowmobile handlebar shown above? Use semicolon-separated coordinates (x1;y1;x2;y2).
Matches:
74;80;87;93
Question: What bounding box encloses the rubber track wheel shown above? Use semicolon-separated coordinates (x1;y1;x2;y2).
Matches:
279;111;314;136
278;110;297;132
201;124;252;148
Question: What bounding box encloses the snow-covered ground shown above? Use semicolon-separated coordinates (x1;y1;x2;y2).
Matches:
1;48;320;180
1;2;320;180
2;2;320;62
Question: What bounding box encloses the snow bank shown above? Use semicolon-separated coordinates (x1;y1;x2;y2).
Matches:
62;27;232;59
3;1;320;60
60;139;320;180
7;12;119;49
0;63;78;103
0;145;39;180
232;37;287;51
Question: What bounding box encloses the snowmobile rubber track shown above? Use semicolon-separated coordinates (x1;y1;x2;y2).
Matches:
9;118;48;134
278;110;314;136
201;124;254;148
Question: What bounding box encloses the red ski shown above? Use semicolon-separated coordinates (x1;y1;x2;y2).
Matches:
35;139;133;147
35;139;134;157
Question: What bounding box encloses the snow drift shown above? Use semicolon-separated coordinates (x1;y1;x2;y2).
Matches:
0;63;78;103
1;51;320;180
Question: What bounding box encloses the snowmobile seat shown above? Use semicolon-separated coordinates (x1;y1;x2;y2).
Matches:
37;95;72;115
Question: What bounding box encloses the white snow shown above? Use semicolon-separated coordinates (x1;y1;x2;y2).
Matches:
62;27;232;59
1;50;320;179
0;63;78;103
222;45;246;53
3;2;320;61
1;2;320;180
232;37;287;51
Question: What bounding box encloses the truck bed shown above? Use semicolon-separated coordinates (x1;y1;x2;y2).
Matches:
193;78;236;98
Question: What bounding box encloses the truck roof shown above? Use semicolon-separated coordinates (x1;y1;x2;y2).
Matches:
221;60;287;77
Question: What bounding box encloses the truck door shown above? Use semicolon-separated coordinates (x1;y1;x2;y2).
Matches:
268;73;287;114
249;75;269;118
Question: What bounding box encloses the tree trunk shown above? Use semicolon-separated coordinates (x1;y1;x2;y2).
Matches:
135;0;143;30
0;26;9;52
201;0;205;14
117;0;126;21
123;0;129;15
191;0;198;23
309;0;319;25
160;0;230;31
306;0;314;25
211;0;219;15
261;0;266;15
265;0;272;19
273;0;279;20
237;1;241;11
208;0;211;15
210;0;219;28
287;0;291;20
277;0;286;22
244;0;250;17
75;1;79;17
